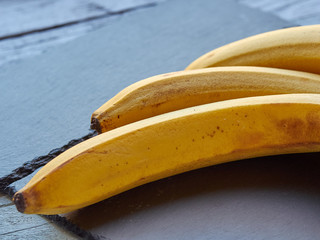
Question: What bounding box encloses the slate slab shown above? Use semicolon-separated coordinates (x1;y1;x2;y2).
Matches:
1;0;319;239
0;0;291;177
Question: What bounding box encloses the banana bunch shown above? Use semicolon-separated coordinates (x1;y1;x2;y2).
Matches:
14;25;320;215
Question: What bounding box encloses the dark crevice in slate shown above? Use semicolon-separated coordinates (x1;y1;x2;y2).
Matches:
0;130;98;195
0;3;157;41
0;202;14;208
0;223;48;236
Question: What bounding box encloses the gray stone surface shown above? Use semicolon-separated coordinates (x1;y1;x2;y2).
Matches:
1;0;319;66
0;0;291;177
239;0;320;25
0;0;164;66
1;0;319;239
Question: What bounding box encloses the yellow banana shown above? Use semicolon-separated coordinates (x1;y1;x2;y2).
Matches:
14;93;320;214
91;66;320;133
185;25;320;74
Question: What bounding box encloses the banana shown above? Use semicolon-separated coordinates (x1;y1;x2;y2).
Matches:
91;66;320;133
14;93;320;214
185;25;320;74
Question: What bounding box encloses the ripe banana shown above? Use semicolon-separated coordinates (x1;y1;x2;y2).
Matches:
14;93;320;214
185;25;320;74
91;66;320;133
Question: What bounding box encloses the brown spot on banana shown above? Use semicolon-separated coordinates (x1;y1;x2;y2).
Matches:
206;51;215;58
276;118;305;139
306;112;320;132
237;131;265;148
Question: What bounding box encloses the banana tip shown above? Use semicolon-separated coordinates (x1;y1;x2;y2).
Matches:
13;192;26;213
90;117;101;133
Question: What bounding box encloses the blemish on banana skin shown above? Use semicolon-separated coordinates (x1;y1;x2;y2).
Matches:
206;51;216;59
237;131;265;147
306;112;320;135
275;112;320;140
276;118;305;139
